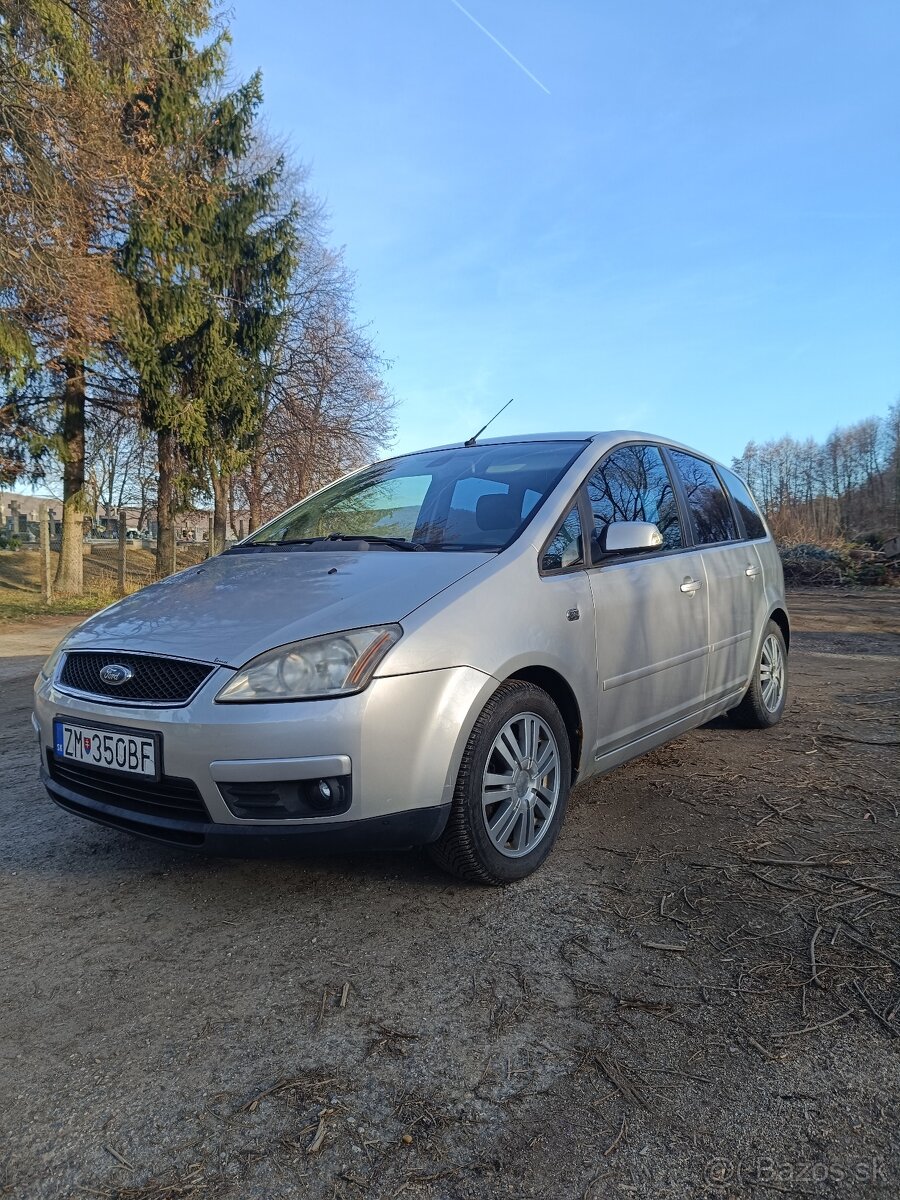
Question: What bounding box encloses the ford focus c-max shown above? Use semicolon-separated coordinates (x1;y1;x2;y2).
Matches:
34;432;789;884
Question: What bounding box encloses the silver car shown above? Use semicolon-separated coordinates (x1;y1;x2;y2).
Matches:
34;432;789;884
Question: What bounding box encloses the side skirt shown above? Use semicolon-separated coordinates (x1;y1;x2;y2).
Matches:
587;689;746;779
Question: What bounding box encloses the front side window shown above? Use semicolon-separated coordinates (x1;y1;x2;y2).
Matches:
243;440;587;552
718;466;767;540
668;450;739;544
541;505;584;572
586;444;683;559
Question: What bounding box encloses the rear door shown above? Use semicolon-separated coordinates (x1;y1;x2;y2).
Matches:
666;450;759;705
583;443;710;758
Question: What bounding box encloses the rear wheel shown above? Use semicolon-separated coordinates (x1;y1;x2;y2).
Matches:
730;619;788;728
428;680;571;885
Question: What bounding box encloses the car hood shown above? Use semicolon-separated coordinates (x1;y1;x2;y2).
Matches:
64;549;494;666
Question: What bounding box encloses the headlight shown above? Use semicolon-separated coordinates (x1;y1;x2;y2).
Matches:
215;625;402;702
39;638;68;681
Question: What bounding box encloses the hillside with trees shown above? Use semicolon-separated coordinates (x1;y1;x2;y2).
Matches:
733;404;899;546
0;0;393;594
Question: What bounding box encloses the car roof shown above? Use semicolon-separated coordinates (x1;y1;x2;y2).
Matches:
416;430;717;463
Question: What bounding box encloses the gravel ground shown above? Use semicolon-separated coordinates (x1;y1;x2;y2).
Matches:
1;588;898;1199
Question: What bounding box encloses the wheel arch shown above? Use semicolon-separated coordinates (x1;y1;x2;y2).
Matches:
769;606;790;652
505;665;583;781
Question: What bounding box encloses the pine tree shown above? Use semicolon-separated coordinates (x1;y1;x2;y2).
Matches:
120;64;298;567
117;22;230;575
187;95;299;551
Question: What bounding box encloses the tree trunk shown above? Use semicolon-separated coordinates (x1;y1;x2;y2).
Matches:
54;359;87;595
247;454;263;532
210;464;228;554
156;430;176;577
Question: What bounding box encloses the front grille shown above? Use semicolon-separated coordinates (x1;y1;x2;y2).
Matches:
59;651;214;704
46;751;209;824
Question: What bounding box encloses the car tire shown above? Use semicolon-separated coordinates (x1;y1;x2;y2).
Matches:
729;619;788;728
428;680;571;885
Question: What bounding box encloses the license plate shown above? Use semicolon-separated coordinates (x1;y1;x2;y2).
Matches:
53;720;158;778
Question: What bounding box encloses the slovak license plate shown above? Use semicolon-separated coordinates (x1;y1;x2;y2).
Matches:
53;719;158;778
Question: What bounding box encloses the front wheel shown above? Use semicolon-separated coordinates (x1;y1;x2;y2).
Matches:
428;680;572;885
729;619;788;728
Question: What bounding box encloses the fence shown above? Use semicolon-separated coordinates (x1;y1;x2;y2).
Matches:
24;507;228;603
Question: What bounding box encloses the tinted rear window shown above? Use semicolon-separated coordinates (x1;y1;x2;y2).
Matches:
718;466;768;540
668;450;739;545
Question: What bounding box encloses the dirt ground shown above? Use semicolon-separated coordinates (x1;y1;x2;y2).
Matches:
1;589;898;1199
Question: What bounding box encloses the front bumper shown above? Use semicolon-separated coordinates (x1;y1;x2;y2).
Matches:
41;763;449;853
34;663;497;852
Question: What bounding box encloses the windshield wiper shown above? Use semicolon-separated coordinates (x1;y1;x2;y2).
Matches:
327;534;424;551
277;533;423;551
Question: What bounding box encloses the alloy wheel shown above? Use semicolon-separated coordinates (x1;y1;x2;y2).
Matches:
759;633;785;712
481;712;561;858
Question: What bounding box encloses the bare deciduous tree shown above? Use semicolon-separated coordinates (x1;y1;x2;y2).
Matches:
85;404;157;526
733;403;900;544
236;240;395;530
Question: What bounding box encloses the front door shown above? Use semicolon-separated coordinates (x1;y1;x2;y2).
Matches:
588;552;710;755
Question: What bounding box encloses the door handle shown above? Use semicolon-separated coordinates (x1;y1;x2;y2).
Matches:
680;577;702;595
745;565;761;578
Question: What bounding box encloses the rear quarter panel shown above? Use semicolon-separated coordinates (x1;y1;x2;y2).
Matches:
755;536;789;649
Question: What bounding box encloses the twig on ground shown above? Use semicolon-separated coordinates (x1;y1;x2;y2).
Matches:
102;1145;133;1171
842;930;900;973
307;1109;330;1154
771;1009;855;1038
239;1076;334;1114
851;981;899;1038
817;734;900;747
809;925;824;989
603;1115;627;1156
746;1036;782;1062
594;1054;649;1110
824;875;900;900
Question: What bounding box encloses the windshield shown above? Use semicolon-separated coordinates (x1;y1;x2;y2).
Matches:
243;440;586;552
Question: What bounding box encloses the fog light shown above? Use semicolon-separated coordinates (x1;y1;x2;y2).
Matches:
218;775;351;820
305;776;345;813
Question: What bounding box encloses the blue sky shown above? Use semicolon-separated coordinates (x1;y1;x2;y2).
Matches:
229;0;899;463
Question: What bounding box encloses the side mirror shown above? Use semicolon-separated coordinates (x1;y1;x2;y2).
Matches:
598;520;663;556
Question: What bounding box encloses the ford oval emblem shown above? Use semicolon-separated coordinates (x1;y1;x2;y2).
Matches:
99;663;133;686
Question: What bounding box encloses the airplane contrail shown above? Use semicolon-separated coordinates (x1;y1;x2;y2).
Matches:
447;0;551;95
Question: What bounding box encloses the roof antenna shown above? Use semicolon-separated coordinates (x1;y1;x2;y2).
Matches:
464;398;514;447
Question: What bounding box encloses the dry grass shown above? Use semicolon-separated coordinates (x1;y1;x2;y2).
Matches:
0;547;153;623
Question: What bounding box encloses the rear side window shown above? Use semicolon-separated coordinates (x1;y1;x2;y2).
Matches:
668;450;739;544
586;444;683;555
718;466;767;540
